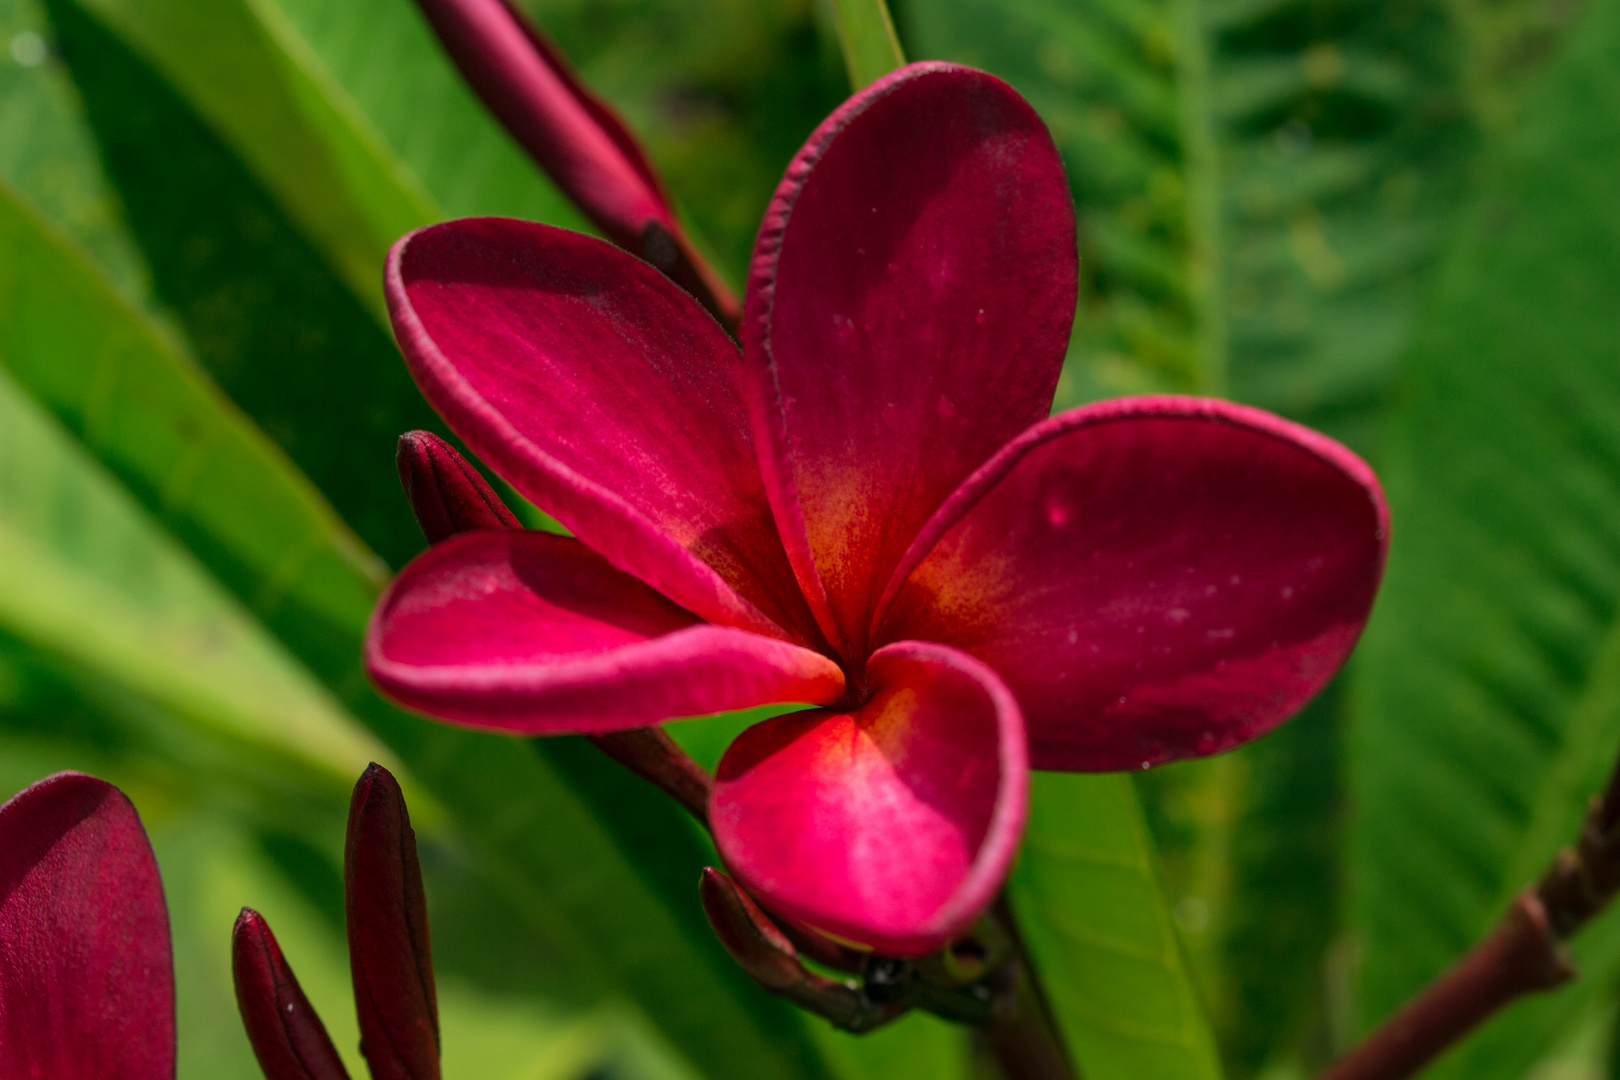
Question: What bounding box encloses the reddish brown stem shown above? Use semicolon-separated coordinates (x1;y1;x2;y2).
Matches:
982;896;1077;1080
1318;751;1620;1080
1316;894;1572;1080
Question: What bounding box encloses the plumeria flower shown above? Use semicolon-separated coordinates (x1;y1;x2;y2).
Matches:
366;62;1387;955
233;763;440;1080
0;772;175;1078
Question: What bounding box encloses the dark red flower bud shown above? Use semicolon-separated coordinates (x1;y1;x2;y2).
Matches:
232;908;352;1080
409;0;740;328
396;430;520;544
699;867;811;994
346;763;440;1080
699;868;899;1032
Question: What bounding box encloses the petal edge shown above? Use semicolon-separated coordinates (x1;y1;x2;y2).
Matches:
711;641;1027;955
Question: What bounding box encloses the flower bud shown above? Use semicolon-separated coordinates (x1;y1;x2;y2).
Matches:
346;763;440;1080
396;431;520;543
699;868;904;1033
411;0;739;327
232;908;351;1080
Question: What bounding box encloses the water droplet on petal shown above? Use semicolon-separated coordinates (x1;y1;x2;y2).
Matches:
1044;492;1071;528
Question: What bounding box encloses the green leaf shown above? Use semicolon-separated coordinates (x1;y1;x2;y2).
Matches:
46;0;441;571
73;0;434;320
1009;771;1223;1080
906;0;1474;450
0;204;385;786
1349;0;1620;1073
824;0;904;90
0;166;390;658
1214;686;1343;1076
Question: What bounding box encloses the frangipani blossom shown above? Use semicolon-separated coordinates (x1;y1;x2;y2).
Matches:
366;62;1387;954
0;772;174;1079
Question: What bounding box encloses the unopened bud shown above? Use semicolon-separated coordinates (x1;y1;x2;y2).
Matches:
396;431;520;544
699;868;905;1033
410;0;739;327
347;764;441;1080
232;908;352;1080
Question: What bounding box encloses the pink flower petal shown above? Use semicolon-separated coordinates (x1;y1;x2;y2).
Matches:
346;764;439;1080
0;773;173;1080
742;62;1077;657
366;529;845;733
388;218;818;645
710;641;1027;956
878;396;1389;770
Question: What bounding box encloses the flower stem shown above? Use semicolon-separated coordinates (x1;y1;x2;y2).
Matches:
1317;750;1620;1080
980;896;1078;1080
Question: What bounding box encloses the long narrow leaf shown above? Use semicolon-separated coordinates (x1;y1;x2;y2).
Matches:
1350;0;1620;1073
76;0;437;319
0;370;382;791
1009;772;1224;1080
826;0;905;89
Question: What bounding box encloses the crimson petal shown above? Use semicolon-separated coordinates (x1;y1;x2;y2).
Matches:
743;62;1077;657
347;764;439;1080
711;641;1027;956
0;773;173;1080
366;529;844;733
232;908;352;1080
878;396;1388;770
388;218;817;644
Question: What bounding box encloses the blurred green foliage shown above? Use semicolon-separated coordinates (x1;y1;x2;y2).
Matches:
0;0;1618;1077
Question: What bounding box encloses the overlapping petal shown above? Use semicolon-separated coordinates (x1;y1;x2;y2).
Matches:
367;529;845;733
743;61;1078;657
0;773;173;1080
878;397;1388;771
710;642;1027;955
387;218;817;644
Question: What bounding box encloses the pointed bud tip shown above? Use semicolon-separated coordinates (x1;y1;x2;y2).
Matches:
232;905;353;1080
346;761;440;1079
700;868;805;992
395;430;519;543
